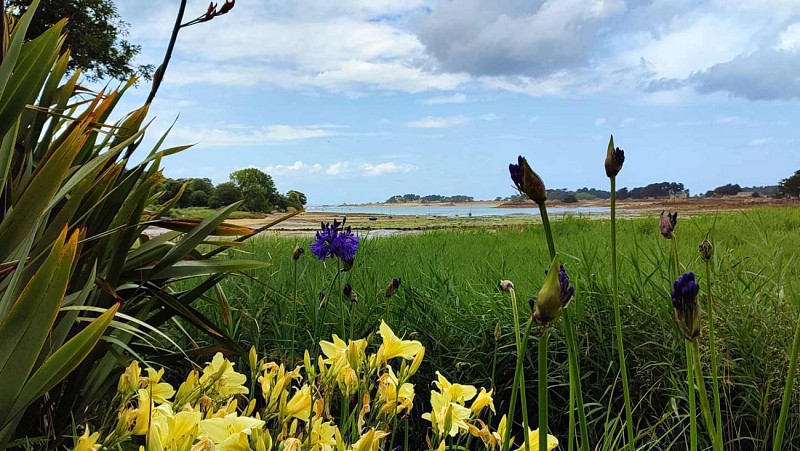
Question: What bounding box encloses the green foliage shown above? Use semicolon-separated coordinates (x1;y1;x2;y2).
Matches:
779;170;800;198
217;181;244;205
8;0;153;80
0;7;276;445
212;208;800;449
230;167;282;212
705;183;741;197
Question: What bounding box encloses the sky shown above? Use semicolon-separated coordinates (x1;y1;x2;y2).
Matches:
109;0;800;205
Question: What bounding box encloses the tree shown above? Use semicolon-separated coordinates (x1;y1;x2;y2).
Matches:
287;190;307;206
188;190;208;207
562;194;579;203
216;182;243;206
9;0;153;80
230;168;280;212
705;183;741;197
779;170;800;198
157;177;183;204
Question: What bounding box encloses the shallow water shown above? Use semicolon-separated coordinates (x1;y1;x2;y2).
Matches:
307;204;609;217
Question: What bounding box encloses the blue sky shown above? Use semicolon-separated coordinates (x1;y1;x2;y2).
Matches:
111;0;800;204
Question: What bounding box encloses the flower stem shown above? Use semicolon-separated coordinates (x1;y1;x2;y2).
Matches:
686;339;698;451
291;258;298;364
703;258;723;447
773;311;800;451
538;201;589;451
539;326;549;451
691;339;719;448
610;177;635;451
503;288;532;451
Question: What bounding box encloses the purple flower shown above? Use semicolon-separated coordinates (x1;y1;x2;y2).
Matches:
671;272;701;339
509;155;547;203
557;265;575;306
309;218;359;261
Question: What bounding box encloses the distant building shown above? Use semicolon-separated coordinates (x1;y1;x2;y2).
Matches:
736;191;755;197
669;190;689;201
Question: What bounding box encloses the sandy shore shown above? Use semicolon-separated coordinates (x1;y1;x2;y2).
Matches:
224;197;796;237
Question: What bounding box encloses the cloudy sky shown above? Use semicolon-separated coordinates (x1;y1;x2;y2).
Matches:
112;0;800;204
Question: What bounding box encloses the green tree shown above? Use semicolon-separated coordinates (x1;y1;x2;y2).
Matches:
9;0;153;80
286;190;308;209
216;182;243;206
779;170;800;198
157;177;183;204
230;168;280;212
188;190;208;207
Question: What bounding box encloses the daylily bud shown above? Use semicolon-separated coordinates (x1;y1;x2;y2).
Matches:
604;135;625;178
292;245;304;260
699;238;713;261
660;211;678;239
249;346;258;372
533;256;572;325
671;272;701;340
498;280;514;292
509;155;547;203
385;277;401;297
343;283;358;303
494;323;502;342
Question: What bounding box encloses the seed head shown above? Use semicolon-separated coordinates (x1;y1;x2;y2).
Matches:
509;155;547;203
660;211;678;239
671;272;701;340
698;238;713;261
604;135;625;178
384;277;401;298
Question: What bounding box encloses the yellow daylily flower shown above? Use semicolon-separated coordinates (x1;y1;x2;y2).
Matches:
143;367;176;404
421;391;472;437
377;320;422;362
377;366;415;416
512;428;559;451
118;360;141;396
75;426;101;451
199;413;265;447
259;362;302;417
470;387;495;414
309;418;338;451
433;371;477;405
350;428;389;451
320;335;349;365
199;353;249;398
282;437;302;451
282;385;312;422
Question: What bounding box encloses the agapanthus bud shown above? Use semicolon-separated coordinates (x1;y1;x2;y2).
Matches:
343;284;358;303
509;156;547;203
342;257;355;272
671;272;701;340
604;135;625;178
533;256;573;325
698;238;713;261
292;246;304;260
385;277;401;298
498;280;514;292
660;211;678;239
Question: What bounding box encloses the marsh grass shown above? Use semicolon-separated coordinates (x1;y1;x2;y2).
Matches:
195;207;800;449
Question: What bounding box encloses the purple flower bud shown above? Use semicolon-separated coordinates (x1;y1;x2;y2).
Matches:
699;238;713;261
343;283;358;303
498;280;515;292
605;136;625;178
509;155;547;203
385;277;401;298
671;272;701;339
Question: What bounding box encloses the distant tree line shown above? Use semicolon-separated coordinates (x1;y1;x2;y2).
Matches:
157;168;307;213
385;194;475;203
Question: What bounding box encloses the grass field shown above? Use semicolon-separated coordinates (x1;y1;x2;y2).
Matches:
192;206;800;450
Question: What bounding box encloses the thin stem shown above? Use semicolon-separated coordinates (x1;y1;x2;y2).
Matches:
773;312;800;451
610;177;635;451
337;259;345;339
146;0;187;104
291;259;298;364
686;339;698;451
704;259;723;447
503;288;533;451
538;201;589;451
539;327;549;451
489;334;500;429
691;340;719;448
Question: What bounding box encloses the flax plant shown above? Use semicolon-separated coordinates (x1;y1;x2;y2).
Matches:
605;135;635;451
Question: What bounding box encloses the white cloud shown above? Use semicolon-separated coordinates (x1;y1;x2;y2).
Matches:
169;124;342;146
715;116;749;125
777;23;800;50
422;93;467;104
480;113;500;121
621;117;635;127
361;162;416;176
748;138;772;146
263;161;323;175
405;115;471;128
326;161;351;175
594;117;606;126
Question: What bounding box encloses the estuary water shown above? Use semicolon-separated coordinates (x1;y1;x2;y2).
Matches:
306;204;610;217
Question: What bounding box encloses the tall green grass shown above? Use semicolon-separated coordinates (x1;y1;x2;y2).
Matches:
202;207;800;449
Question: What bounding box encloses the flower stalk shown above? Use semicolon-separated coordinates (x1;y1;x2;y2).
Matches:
700;238;724;447
607;135;635;451
773;310;800;451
